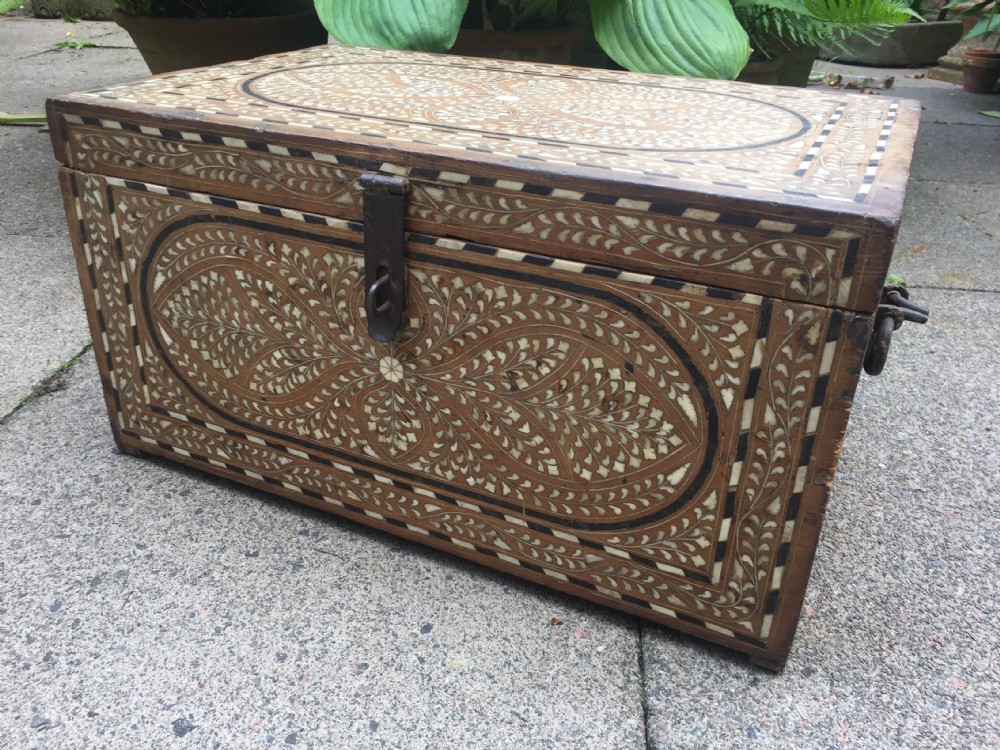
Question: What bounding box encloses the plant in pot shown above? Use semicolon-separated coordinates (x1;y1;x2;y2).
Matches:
734;0;919;86
314;0;754;80
313;0;913;84
947;0;1000;92
818;0;964;68
111;0;329;74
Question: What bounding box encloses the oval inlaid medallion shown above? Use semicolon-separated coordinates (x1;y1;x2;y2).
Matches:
144;217;718;529
242;62;811;154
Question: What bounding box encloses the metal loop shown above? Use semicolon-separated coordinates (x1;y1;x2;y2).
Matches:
864;314;896;376
366;270;392;318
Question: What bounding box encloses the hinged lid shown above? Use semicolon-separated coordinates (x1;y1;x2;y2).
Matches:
47;45;920;313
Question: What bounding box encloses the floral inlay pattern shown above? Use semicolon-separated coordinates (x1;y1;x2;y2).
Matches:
244;62;811;154
145;220;757;526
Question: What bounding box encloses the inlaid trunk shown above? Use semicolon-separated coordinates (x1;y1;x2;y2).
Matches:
48;45;921;669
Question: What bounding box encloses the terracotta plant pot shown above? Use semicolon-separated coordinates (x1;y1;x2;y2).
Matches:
962;49;1000;93
112;3;328;75
449;25;590;65
737;55;784;85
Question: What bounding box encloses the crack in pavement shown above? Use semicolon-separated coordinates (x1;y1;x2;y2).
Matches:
908;285;1000;294
0;342;92;426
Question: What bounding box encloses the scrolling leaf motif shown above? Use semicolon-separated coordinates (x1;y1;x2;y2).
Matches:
73;131;360;203
411;184;836;303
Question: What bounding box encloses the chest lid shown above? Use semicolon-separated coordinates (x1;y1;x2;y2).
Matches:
47;45;920;314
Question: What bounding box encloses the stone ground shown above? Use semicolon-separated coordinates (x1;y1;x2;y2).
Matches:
1;12;998;750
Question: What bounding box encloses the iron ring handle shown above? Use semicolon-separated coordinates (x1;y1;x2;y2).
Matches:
366;270;393;318
864;285;930;377
863;314;896;377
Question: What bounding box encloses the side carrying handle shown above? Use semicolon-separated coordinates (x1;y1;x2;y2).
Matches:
864;285;929;376
360;171;409;342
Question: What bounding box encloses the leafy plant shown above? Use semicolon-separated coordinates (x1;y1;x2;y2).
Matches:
55;38;99;49
315;0;753;78
315;0;915;78
732;0;920;58
592;0;750;78
0;0;23;12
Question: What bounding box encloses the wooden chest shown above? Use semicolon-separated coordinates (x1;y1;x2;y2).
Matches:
48;46;923;669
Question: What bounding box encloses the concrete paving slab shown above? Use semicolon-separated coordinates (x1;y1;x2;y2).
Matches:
0;21;149;418
904;87;1000;127
1;16;135;63
0;354;647;750
890;180;1000;292
921;180;1000;244
643;287;1000;750
0;234;90;417
909;121;1000;186
0;128;66;238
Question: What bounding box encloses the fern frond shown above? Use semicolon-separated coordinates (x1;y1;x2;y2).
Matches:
731;0;918;53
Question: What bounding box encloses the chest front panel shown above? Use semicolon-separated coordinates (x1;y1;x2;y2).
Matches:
66;170;866;660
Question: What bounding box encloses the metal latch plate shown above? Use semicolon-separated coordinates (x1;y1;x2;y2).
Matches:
360;172;409;342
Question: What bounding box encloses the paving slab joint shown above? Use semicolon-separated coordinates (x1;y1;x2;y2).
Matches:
0;341;93;425
908;285;1000;294
636;619;653;750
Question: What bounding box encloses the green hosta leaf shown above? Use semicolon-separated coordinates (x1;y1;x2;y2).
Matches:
591;0;750;79
980;110;1000;119
313;0;468;52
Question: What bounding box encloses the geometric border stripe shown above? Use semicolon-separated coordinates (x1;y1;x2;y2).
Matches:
855;101;899;203
794;101;847;178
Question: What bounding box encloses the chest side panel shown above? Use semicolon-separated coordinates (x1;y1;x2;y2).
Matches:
65;170;869;660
